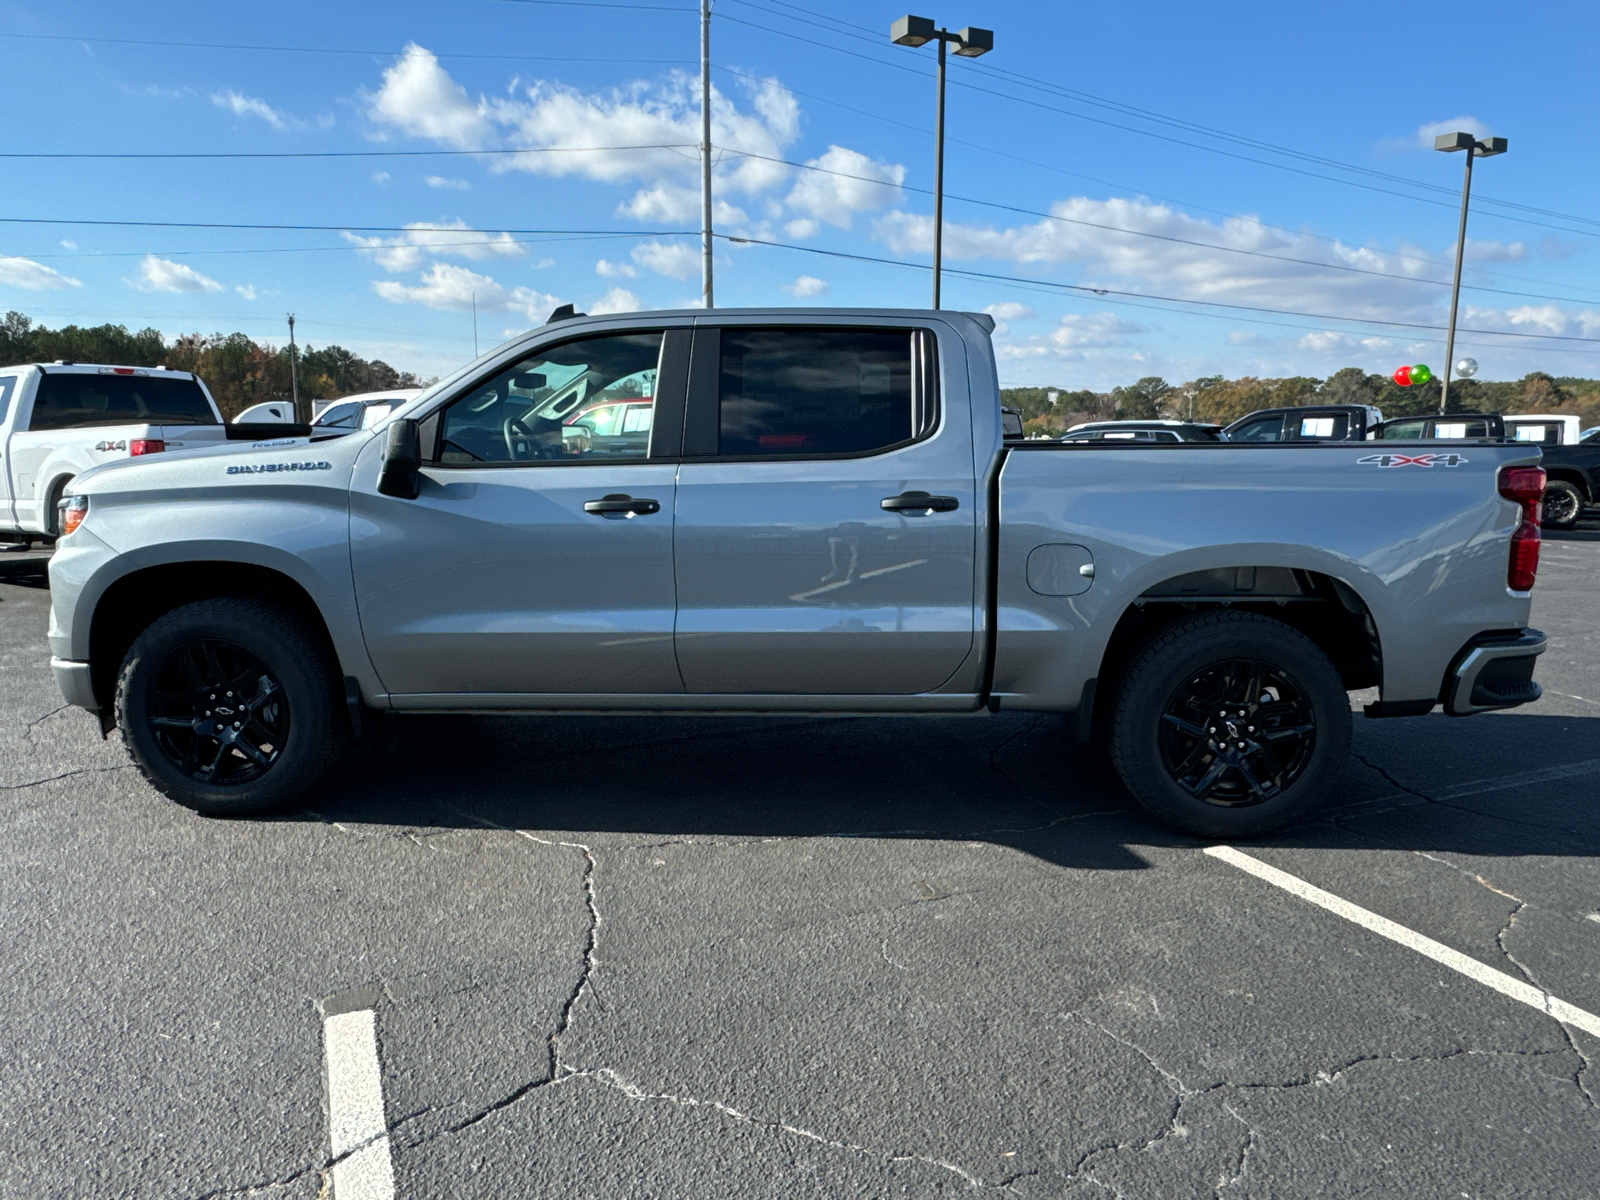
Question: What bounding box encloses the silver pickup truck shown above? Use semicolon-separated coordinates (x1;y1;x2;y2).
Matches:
46;307;1548;836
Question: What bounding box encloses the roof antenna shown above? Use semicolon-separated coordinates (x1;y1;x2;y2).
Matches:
546;304;583;323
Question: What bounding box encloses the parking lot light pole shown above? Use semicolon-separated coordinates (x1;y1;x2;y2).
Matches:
1434;131;1507;414
891;15;993;309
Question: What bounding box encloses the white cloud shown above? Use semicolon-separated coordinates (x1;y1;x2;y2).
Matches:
58;239;77;251
1226;330;1262;346
784;145;904;229
131;255;223;294
590;286;642;315
631;240;698;280
0;256;81;290
784;275;828;297
1461;238;1526;263
982;301;1033;336
344;220;525;272
372;261;561;322
212;90;290;131
372;171;392;185
365;43;493;149
425;175;471;190
784;218;820;239
596;258;638;278
533;257;555;269
1416;116;1492;148
996;312;1145;361
235;284;257;300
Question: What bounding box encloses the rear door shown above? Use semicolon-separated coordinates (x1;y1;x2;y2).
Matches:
671;321;978;695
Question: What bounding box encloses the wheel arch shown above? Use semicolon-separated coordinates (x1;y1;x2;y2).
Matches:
1087;565;1381;735
87;560;348;715
1544;467;1590;501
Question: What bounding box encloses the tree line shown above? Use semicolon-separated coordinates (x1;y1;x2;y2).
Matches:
1002;369;1600;436
0;312;430;421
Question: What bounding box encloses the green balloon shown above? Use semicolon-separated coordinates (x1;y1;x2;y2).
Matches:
1410;363;1433;384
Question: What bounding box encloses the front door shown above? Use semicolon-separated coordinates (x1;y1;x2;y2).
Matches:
350;327;687;697
672;323;978;695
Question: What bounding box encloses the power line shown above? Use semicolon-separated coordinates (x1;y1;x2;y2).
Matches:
0;216;685;235
18;232;660;260
0;31;695;66
715;2;1600;243
0;144;696;160
716;232;1600;346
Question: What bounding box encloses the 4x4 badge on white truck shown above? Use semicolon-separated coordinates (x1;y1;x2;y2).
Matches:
225;460;333;475
1356;452;1468;468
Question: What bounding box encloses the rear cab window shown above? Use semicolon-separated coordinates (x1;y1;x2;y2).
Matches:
28;372;217;430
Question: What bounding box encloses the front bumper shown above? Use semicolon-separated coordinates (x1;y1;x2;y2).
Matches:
51;657;98;711
1444;628;1546;716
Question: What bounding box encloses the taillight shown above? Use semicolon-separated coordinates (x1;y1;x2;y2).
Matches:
129;439;165;456
1498;465;1546;592
61;495;87;537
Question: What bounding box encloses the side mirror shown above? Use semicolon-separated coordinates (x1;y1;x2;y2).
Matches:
377;418;422;499
1001;406;1025;439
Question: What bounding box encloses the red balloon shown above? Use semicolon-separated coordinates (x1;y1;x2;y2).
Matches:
1393;365;1413;387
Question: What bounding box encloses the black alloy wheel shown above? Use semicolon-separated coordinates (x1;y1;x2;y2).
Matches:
1157;658;1316;808
148;638;290;786
1542;480;1583;528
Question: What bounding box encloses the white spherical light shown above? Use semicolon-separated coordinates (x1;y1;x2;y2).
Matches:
1454;357;1479;379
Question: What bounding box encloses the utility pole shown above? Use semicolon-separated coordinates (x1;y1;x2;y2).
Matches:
700;0;714;308
286;313;301;423
932;32;946;309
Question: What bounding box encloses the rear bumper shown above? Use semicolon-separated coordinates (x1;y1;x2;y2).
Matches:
1444;628;1546;716
51;657;98;711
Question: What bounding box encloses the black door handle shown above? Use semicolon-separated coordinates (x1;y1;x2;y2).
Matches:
583;493;661;518
881;490;959;514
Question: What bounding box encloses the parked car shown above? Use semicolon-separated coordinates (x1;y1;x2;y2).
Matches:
1061;420;1223;443
1369;413;1505;440
1224;405;1384;442
48;307;1546;838
312;389;425;434
0;363;227;541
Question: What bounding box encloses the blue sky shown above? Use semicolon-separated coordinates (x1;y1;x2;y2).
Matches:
3;0;1599;386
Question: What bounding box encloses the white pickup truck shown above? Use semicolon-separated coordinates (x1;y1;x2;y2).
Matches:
0;363;226;541
47;308;1549;836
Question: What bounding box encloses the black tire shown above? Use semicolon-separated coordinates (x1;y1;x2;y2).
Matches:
1542;480;1583;529
1110;610;1352;838
115;597;346;815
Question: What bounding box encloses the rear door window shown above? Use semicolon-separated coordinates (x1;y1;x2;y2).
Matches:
29;373;217;430
717;328;921;457
0;376;15;425
315;401;363;429
1380;420;1425;440
1228;416;1286;442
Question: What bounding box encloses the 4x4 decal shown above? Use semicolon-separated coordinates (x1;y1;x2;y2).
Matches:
1357;452;1468;468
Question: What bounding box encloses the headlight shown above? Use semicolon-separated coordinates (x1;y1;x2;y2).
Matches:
61;495;88;537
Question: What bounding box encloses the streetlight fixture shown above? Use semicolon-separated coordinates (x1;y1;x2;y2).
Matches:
891;15;993;309
1434;131;1508;413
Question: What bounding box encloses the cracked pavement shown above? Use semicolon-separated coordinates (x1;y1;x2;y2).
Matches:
2;531;1599;1197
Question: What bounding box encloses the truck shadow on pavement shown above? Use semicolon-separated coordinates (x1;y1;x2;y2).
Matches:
282;708;1600;871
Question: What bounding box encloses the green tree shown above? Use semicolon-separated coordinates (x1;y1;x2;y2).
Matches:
1113;376;1173;418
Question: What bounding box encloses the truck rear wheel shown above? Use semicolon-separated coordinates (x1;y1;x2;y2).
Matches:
115;597;347;816
1110;611;1351;838
1542;480;1583;528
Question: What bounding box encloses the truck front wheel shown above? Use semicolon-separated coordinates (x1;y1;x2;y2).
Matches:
1110;611;1352;838
116;597;347;815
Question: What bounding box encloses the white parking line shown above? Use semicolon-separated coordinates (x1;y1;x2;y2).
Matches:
1205;845;1600;1038
324;1005;396;1200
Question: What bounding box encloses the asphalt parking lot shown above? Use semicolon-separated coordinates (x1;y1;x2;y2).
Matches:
2;534;1598;1199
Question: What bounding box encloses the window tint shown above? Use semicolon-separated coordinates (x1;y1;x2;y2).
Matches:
315;402;362;429
437;332;663;465
718;328;916;457
29;373;217;430
1228;417;1285;442
1380;420;1425;440
0;376;14;425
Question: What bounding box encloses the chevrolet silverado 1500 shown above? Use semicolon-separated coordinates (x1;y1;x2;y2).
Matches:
46;308;1548;835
